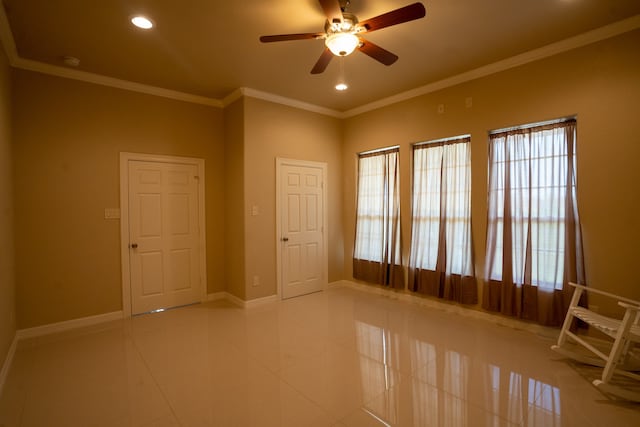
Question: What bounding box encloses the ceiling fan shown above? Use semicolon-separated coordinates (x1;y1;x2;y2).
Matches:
259;0;426;74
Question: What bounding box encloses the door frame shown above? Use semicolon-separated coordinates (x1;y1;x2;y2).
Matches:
275;158;328;299
119;152;207;317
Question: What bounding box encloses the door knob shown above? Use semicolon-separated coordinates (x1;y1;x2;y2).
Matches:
130;243;138;249
282;237;289;242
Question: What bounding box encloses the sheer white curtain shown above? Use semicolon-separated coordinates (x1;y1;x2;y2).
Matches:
484;119;585;326
408;138;476;303
353;148;403;288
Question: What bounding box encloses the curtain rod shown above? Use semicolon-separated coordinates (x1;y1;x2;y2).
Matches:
490;116;576;135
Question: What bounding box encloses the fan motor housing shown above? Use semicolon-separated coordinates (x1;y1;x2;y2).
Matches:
325;12;359;34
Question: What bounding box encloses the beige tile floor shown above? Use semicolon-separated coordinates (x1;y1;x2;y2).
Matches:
1;285;640;426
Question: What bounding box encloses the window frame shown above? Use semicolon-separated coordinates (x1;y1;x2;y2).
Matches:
486;117;578;290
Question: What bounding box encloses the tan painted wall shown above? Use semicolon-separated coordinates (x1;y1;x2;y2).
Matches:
223;98;246;300
12;70;225;328
0;44;16;367
343;29;640;316
243;97;344;300
9;28;638;329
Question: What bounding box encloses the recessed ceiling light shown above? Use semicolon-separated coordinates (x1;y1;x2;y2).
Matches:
335;83;348;91
131;16;154;29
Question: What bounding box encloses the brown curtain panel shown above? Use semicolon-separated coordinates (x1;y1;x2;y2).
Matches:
483;119;585;326
353;148;404;289
408;137;477;304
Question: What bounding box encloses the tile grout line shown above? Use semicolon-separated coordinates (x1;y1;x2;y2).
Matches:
125;322;184;427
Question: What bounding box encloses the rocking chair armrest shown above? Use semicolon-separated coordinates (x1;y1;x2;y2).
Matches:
568;282;640;307
618;302;640;311
618;302;640;329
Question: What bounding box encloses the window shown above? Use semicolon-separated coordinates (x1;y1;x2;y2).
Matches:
353;147;403;288
408;137;476;303
483;118;585;325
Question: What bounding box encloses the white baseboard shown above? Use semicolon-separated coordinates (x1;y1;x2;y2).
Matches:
223;292;245;307
9;290;278;345
244;294;278;308
16;311;124;340
224;292;279;308
336;280;558;340
0;334;17;395
206;292;226;302
0;282;561;395
328;280;353;288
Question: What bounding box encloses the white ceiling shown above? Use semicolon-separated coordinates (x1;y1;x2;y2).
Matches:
3;0;640;113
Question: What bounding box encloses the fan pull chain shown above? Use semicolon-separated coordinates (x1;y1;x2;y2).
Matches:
336;57;348;91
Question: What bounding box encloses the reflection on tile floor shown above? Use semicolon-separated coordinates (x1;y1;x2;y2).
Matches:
1;285;640;426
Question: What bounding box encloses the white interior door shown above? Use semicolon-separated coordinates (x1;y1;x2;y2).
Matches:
278;160;327;299
128;160;202;314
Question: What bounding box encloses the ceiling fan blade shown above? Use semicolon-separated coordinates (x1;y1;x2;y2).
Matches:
357;38;398;65
318;0;343;24
311;48;334;74
260;33;324;43
359;2;426;33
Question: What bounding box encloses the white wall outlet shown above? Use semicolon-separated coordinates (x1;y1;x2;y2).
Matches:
465;97;473;108
252;275;260;287
251;205;259;216
437;104;445;114
104;208;121;219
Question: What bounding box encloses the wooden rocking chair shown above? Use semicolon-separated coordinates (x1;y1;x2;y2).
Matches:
551;282;640;401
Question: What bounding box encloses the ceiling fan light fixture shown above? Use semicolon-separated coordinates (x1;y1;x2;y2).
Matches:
325;33;359;56
259;1;427;74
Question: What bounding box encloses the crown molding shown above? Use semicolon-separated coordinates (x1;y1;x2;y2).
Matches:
222;88;244;107
0;6;222;107
14;57;223;107
221;87;344;118
343;14;640;118
1;2;638;118
239;87;343;118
